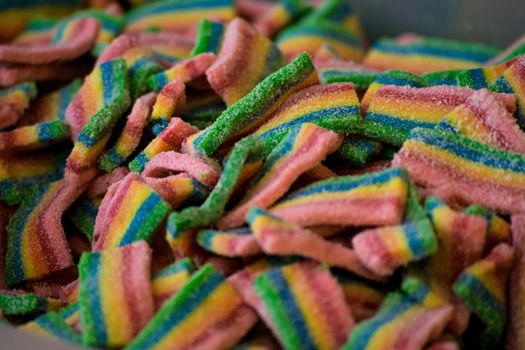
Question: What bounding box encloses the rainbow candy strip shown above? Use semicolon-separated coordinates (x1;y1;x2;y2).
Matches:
144;174;210;210
149;80;185;135
0;81;38;129
58;302;80;329
253;82;360;153
464;204;511;248
205;18;284;106
66;59;130;172
122;46;163;100
302;0;363;34
50;15;87;46
68;196;101;242
394;127;525;214
328;136;382;168
352;219;437;276
318;65;379;90
270;167;409;227
0;120;69;153
152;258;194;307
79;241;154;348
25;79;81;123
125;0;235;33
5;181;74;287
453;243;514;348
491;55;525;129
254;0;310;37
0;148;68;205
72;10;125;56
128;264;257;350
93;175;171;250
188;52;318;156
363;37;500;73
22;311;82;345
0;290;63;316
13;18;57;45
456;59;515;89
129;117;197;173
197;227;260;257
253;261;353;350
190;19;225;56
421;69;463;86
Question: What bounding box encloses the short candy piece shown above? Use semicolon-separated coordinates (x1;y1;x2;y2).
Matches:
456;59;515;90
188;52;318;156
190;19;226;56
197;227;262;257
152;258;194;309
253;0;310;38
352;219;438;276
453;243;514;348
393;127;525;214
269;167;409;227
0;82;37;130
127;264;257;350
0;120;69;153
99;92;157;172
0;290;63;316
218;123;342;229
328;136;382;169
206;18;285;106
79;241;154;348
21;311;82;345
148;80;186;135
253;261;354;350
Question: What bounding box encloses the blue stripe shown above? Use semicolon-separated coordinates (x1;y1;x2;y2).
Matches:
455;273;504;320
37;123;52;142
119;193;162;246
278;25;361;48
102;149;126;168
50;20;68;45
130;152;149;173
366;112;438;131
376;75;426;88
154;258;193;280
492;75;514;94
82;254;107;345
404;220;431;258
207;21;225;53
100;61;116;105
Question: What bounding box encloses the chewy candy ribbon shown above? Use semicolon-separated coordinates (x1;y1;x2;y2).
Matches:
328;136;382;169
22;311;82;345
197;227;261;257
0;120;69;153
0;290;63;316
148;80;186;135
253;0;310;38
0;82;37;130
152;258;194;309
190;19;225;56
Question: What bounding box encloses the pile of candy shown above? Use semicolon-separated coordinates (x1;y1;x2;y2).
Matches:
0;0;525;349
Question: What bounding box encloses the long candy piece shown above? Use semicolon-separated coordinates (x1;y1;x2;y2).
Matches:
456;59;515;89
152;258;194;309
253;0;309;38
0;82;37;130
197;227;261;257
0;120;69;153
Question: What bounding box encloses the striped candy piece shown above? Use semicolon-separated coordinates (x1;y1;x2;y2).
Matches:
197;227;261;257
491;55;525;129
248;207;380;280
456;58;515;89
72;9;125;56
363;37;500;74
191;19;225;56
121;45;163;100
0;120;69;153
270;167;409;227
253;0;310;38
328;136;382;168
125;0;235;33
148;80;186;135
206;18;284;106
0;290;63;316
58;303;80;330
128;264;257;350
152;258;194;308
488;33;525;64
421;69;463;86
394;127;525;214
79;241;154;348
188;52;318;156
464;204;511;249
302;0;363;33
253;261;354;350
92;173;171;250
129;117;198;173
352;219;437;276
68;196;100;243
218;123;342;229
363;85;516;146
182;89;226;129
21;311;81;345
99;93;157;172
438;88;525;154
0;81;37;130
453;243;513;348
253;82;360;153
142;32;194;66
143;174;210;210
12;18;57;45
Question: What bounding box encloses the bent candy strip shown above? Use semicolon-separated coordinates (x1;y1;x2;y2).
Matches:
22;311;82;345
65;58;130;140
248;207;379;280
270;167;408;227
456;59;515;89
363;85;516;146
92;173;171;250
463;204;511;249
219;123;342;229
393;127;525;214
253;0;310;38
148;80;186;135
253;82;360;153
0;290;63;316
253;261;354;350
206;18;285;106
129;117;198;173
189;52;318;156
491;55;525;129
438;89;525;154
0;120;69;153
147;52;217;93
125;0;235;34
79;241;154;348
128;264;257;350
120;45;163;100
99;93;157;172
328;136;382;168
197;227;262;257
363;37;500;74
343;291;453;350
190;20;225;56
0;17;99;64
453;243;514;348
72;10;125;56
352;219;438;276
0;82;37;130
507;215;525;349
152;258;194;308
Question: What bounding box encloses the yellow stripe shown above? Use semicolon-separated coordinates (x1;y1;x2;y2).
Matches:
127;9;234;31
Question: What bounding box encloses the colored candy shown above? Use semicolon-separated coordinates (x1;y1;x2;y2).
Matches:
464;204;511;250
456;59;515;89
190;19;226;56
0;120;69;153
328;136;382;168
148;80;186;135
0;290;63;316
22;311;82;345
197;227;261;257
491;55;525;129
151;258;194;308
68;196;100;242
0;82;38;130
421;69;463;86
253;0;309;38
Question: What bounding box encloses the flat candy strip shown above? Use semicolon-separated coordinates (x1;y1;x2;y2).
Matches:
491;55;525;129
21;311;82;345
152;258;194;309
0;120;69;153
79;241;154;348
148;80;186;135
129;117;198;173
269;167;409;227
253;82;360;153
253;261;354;350
0;290;63;316
99;92;157;172
253;0;310;38
393;127;525;214
197;227;261;257
127;264;257;350
219;123;342;229
188;52;318;156
456;59;515;89
190;19;225;56
0;82;37;130
206;18;284;106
